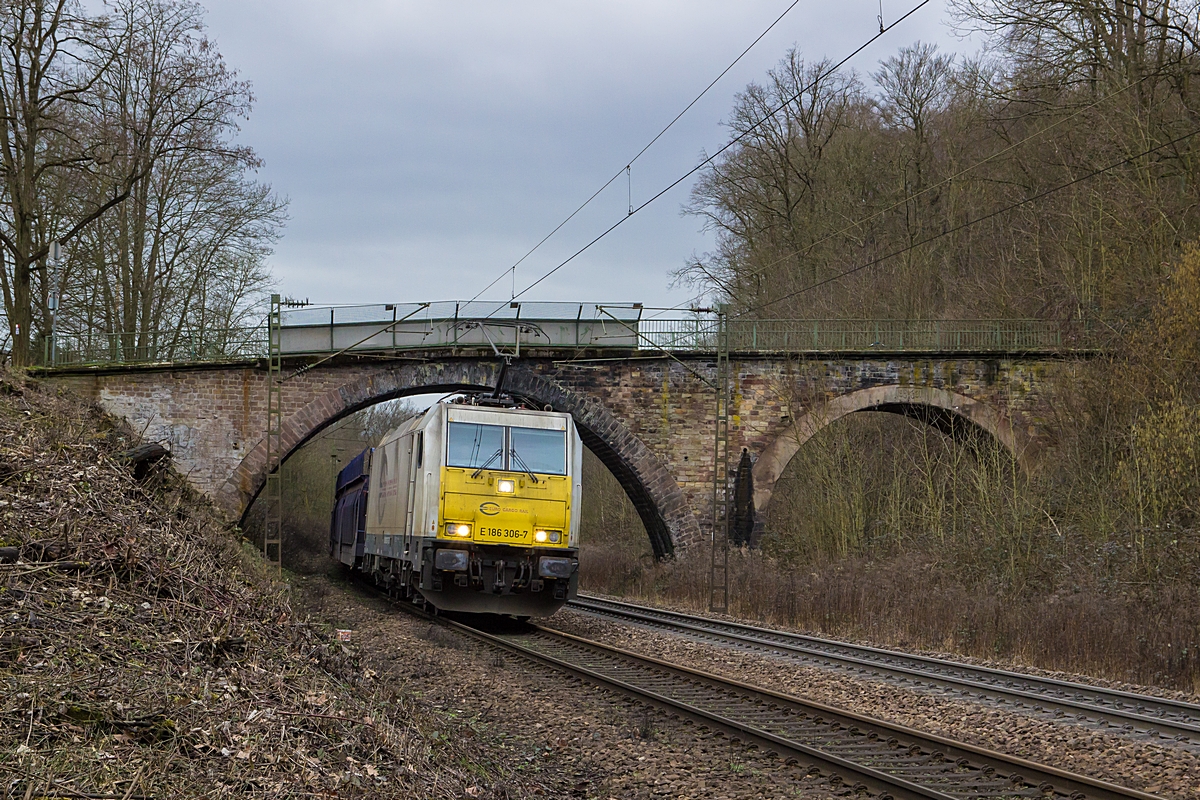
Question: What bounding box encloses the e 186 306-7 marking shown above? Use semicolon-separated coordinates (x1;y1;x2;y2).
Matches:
480;527;528;540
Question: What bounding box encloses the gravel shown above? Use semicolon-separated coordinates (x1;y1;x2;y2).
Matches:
548;608;1200;799
579;593;1200;706
293;573;848;799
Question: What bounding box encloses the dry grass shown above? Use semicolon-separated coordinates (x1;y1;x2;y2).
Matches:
584;545;1200;692
0;370;528;798
576;399;1200;691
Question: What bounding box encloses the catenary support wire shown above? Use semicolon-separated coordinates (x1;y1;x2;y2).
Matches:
463;0;810;306
732;127;1200;318
493;0;934;315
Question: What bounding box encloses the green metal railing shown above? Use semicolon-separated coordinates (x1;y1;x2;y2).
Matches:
43;327;268;367
35;317;1097;368
639;318;1092;353
735;318;1077;352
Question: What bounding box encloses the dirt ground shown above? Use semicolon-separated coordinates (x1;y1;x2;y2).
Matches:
291;570;845;800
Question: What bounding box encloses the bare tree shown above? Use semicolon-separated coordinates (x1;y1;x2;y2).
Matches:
0;1;134;365
873;43;955;191
682;1;1200;322
681;50;869;314
950;0;1198;95
65;0;283;361
0;0;283;365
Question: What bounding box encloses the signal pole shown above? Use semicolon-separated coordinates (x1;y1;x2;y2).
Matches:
48;242;61;366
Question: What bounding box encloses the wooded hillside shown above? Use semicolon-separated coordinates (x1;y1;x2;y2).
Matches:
682;0;1200;324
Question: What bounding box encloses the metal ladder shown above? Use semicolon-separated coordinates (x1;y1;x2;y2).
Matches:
263;294;283;576
709;309;730;612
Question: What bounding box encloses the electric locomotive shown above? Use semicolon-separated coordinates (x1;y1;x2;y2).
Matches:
330;397;581;616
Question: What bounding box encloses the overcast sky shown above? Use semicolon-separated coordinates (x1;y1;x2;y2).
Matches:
199;0;972;312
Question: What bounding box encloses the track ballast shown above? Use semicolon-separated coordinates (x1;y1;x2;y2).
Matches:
569;595;1200;746
447;618;1160;800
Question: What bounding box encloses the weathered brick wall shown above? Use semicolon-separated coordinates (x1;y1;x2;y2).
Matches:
725;357;1063;514
42;351;1072;553
48;365;363;510
546;355;1065;537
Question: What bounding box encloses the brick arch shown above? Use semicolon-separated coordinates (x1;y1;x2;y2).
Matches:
751;385;1035;515
217;361;690;558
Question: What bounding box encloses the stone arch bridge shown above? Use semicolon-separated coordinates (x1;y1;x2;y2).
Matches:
38;310;1089;558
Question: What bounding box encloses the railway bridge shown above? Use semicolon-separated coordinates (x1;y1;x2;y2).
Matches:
35;301;1094;557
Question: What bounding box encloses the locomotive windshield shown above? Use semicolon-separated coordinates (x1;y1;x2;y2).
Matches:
446;421;566;475
509;427;566;475
446;422;504;469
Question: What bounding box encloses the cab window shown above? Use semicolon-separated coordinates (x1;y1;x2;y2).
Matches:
446;422;504;469
509;427;566;476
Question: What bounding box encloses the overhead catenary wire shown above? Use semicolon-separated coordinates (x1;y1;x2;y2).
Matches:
464;0;809;306
705;71;1164;307
643;69;1166;319
493;0;935;316
731;127;1200;318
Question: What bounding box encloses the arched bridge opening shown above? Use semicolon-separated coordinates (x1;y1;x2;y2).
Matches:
223;364;685;559
752;385;1031;517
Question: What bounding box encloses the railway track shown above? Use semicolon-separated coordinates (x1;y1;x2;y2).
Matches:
433;613;1160;800
568;595;1200;745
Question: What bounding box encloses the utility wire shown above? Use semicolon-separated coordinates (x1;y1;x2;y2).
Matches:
732;128;1200;318
712;72;1160;305
464;0;808;306
644;71;1162;319
496;0;934;314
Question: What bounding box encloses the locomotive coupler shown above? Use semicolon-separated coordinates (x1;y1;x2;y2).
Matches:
492;559;507;594
511;560;530;592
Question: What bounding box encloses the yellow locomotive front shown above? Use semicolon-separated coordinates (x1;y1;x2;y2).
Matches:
434;407;579;612
356;401;581;616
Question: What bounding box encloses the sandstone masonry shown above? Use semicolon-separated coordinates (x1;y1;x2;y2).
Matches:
43;349;1074;556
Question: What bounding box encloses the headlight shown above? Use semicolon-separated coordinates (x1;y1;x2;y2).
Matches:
447;523;471;537
497;479;515;494
538;556;573;579
534;529;547;543
535;530;561;544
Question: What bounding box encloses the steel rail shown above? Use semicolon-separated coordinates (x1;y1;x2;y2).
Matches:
432;615;1160;800
569;595;1200;744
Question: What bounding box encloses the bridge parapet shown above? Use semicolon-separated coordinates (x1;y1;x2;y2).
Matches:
651;318;1096;353
40;301;1100;369
278;301;645;354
